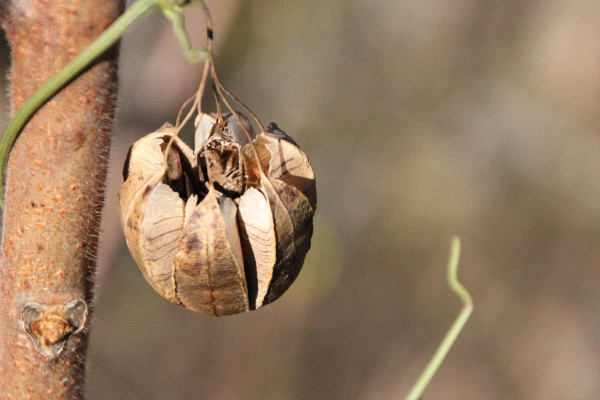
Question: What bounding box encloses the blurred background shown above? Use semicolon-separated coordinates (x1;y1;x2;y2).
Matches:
5;0;600;398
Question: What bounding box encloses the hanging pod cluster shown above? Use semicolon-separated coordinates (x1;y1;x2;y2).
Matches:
118;113;316;316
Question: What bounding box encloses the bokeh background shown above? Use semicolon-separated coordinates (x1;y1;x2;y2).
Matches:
4;0;600;398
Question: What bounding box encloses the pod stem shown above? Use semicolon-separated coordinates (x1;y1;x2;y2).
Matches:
164;0;267;184
404;237;473;400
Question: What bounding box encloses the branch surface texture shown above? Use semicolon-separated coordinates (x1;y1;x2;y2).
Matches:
0;0;122;398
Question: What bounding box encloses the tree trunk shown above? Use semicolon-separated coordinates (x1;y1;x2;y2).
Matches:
0;0;122;398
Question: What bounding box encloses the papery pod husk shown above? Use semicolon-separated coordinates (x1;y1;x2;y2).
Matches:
117;124;197;304
173;188;249;316
243;123;317;210
241;123;316;305
236;187;277;309
259;176;314;305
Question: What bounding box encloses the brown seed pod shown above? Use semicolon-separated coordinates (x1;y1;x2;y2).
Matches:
118;113;316;316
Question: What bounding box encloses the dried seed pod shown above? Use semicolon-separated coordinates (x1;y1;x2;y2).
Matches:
118;113;316;316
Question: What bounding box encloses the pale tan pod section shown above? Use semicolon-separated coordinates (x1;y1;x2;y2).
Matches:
260;177;314;305
173;189;249;316
142;183;185;302
117;124;195;304
237;187;277;309
247;131;317;210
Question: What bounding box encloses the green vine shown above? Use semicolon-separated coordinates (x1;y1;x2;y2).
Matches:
0;0;208;209
404;237;473;400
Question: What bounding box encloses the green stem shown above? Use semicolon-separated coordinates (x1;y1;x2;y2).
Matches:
158;0;209;62
404;237;473;400
0;0;208;209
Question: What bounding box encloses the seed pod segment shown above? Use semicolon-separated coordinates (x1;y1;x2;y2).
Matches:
174;188;249;316
117;124;197;304
243;123;317;210
237;187;277;309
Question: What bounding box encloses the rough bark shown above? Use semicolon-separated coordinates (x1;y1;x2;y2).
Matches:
0;0;122;398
